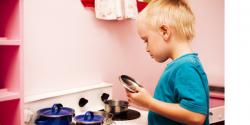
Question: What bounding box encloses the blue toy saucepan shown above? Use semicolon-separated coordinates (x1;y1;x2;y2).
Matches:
74;111;105;125
35;103;75;125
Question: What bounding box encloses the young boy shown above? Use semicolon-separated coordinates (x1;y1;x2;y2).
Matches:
126;0;209;125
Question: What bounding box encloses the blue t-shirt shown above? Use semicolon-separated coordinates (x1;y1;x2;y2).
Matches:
148;53;209;125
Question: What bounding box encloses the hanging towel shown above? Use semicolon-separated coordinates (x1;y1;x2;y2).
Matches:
95;0;138;20
116;0;124;20
124;0;138;19
95;0;117;20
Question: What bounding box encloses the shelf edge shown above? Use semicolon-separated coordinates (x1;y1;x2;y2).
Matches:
0;40;21;46
0;89;20;102
24;82;113;103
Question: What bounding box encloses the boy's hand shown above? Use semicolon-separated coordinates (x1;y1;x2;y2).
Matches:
127;86;206;125
126;86;154;109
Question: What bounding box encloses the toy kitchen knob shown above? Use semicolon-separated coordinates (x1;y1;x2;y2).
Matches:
79;97;88;107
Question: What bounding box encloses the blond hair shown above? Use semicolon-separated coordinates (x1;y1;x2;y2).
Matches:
138;0;195;41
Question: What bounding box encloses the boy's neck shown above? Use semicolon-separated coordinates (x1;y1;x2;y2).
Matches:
170;40;193;60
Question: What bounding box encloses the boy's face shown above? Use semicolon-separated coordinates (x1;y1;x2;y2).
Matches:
137;21;173;63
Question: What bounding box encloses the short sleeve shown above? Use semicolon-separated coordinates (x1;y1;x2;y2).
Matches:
174;64;208;115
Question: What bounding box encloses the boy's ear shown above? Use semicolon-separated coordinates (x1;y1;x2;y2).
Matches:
160;25;171;42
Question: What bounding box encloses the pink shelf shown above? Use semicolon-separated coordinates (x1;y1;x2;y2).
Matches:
0;46;20;91
0;88;20;102
1;0;24;124
0;39;21;46
0;100;21;125
0;37;7;40
0;0;20;39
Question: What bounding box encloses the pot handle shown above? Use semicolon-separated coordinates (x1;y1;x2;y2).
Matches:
84;111;94;121
52;103;63;114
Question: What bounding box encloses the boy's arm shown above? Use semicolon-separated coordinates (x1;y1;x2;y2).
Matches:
149;97;206;125
127;87;206;125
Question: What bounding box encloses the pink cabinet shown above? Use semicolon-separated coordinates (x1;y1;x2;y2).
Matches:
0;0;23;124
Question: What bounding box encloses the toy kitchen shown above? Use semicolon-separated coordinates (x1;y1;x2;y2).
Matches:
0;0;225;125
22;82;224;125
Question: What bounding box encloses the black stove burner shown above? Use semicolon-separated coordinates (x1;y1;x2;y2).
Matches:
99;109;141;121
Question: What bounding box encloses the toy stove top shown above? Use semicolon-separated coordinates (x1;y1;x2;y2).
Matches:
79;93;141;121
99;109;141;121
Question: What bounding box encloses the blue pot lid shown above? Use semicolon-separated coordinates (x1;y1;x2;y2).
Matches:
37;103;75;118
75;111;104;124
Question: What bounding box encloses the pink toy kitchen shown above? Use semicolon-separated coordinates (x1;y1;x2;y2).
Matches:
0;0;224;125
